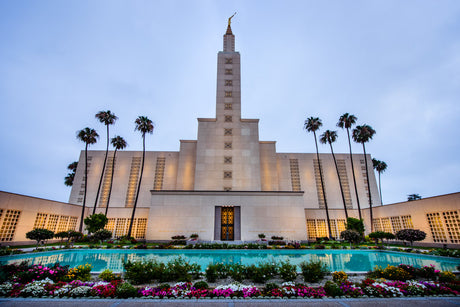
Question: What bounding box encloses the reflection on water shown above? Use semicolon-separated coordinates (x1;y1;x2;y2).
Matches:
1;249;459;273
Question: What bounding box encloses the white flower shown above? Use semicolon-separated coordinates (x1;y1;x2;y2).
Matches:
69;286;92;297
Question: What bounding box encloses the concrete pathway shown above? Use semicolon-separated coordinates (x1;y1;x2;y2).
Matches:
0;297;459;307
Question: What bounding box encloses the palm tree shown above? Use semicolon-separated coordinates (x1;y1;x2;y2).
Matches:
105;136;127;216
320;130;348;219
76;127;99;232
64;161;78;187
127;116;154;238
352;124;376;232
337;113;362;219
304;117;333;239
93;110;118;215
372;158;387;205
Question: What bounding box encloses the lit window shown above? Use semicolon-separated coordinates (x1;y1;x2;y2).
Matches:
224;103;232;110
224;171;232;179
225;58;233;64
225;69;233;75
224;142;232;149
225;115;232;122
224;156;232;164
225;91;232;97
224;128;233;136
225;80;233;86
224;187;232;191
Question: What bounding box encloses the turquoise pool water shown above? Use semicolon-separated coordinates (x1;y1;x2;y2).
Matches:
1;249;459;273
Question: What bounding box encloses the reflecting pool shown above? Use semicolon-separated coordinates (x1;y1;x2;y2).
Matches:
1;249;459;273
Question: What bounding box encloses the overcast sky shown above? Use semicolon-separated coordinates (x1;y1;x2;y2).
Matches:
1;0;459;205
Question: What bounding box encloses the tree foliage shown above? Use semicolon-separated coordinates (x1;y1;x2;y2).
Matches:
92;229;112;242
396;229;426;246
340;229;361;244
346;217;365;235
26;228;55;247
369;231;395;244
84;213;108;234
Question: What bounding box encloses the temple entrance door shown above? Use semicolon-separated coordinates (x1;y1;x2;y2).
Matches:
221;206;234;241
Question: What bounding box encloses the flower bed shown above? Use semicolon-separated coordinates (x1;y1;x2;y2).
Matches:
0;261;458;299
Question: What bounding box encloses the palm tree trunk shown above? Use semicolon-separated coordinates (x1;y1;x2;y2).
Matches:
362;144;373;232
330;143;348;219
93;125;110;215
127;134;145;238
314;131;333;239
79;144;88;232
105;149;117;216
347;128;361;220
378;172;383;205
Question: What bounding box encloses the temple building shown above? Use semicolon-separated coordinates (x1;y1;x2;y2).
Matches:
0;22;459;246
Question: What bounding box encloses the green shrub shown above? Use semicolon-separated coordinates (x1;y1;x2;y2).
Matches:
246;261;277;283
299;260;328;283
278;260;297;282
158;283;171;289
439;271;456;283
340;230;362;245
324;280;342;297
228;263;246;282
116;282;138;298
205;264;219;282
193;281;209;289
123;259;164;284
162;257;200;282
396;229;426;246
264;282;279;294
26;228;55;247
332;271;348;282
98;269;119;282
416;265;438;279
84;213;108;234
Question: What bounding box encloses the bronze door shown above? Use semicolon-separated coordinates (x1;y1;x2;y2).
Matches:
221;207;234;241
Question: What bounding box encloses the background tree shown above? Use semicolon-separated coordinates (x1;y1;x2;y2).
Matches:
337;113;361;219
352;124;376;231
127;116;154;238
92;229;112;246
345;217;365;236
84;213;108;234
369;231;395;246
26;228;54;248
93;111;118;215
407;194;422;201
64;161;78;187
105;135;127;216
320;129;348;219
304;117;332;239
396;229;426;246
340;229;361;246
372;158;387;205
76;127;99;232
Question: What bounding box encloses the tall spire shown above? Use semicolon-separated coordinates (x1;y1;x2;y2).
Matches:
223;13;236;52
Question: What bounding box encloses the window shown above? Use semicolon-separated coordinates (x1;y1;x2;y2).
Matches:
125;157;141;207
289;159;301;192
57;216;69;232
224;142;232;149
224;187;232;191
373;218;383;232
46;214;59;232
136;218;147;239
68;217;78;230
225;69;233;75
225;80;233;86
390;216;403;233
427;212;447;242
223;171;232;179
224;156;232;164
0;210;21;242
33;213;48;229
313;159;326;208
401;215;414;229
225;58;233;64
225;115;232;122
224;128;233;136
153;157;166;190
443;210;460;243
225;91;232;97
224;103;232;110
